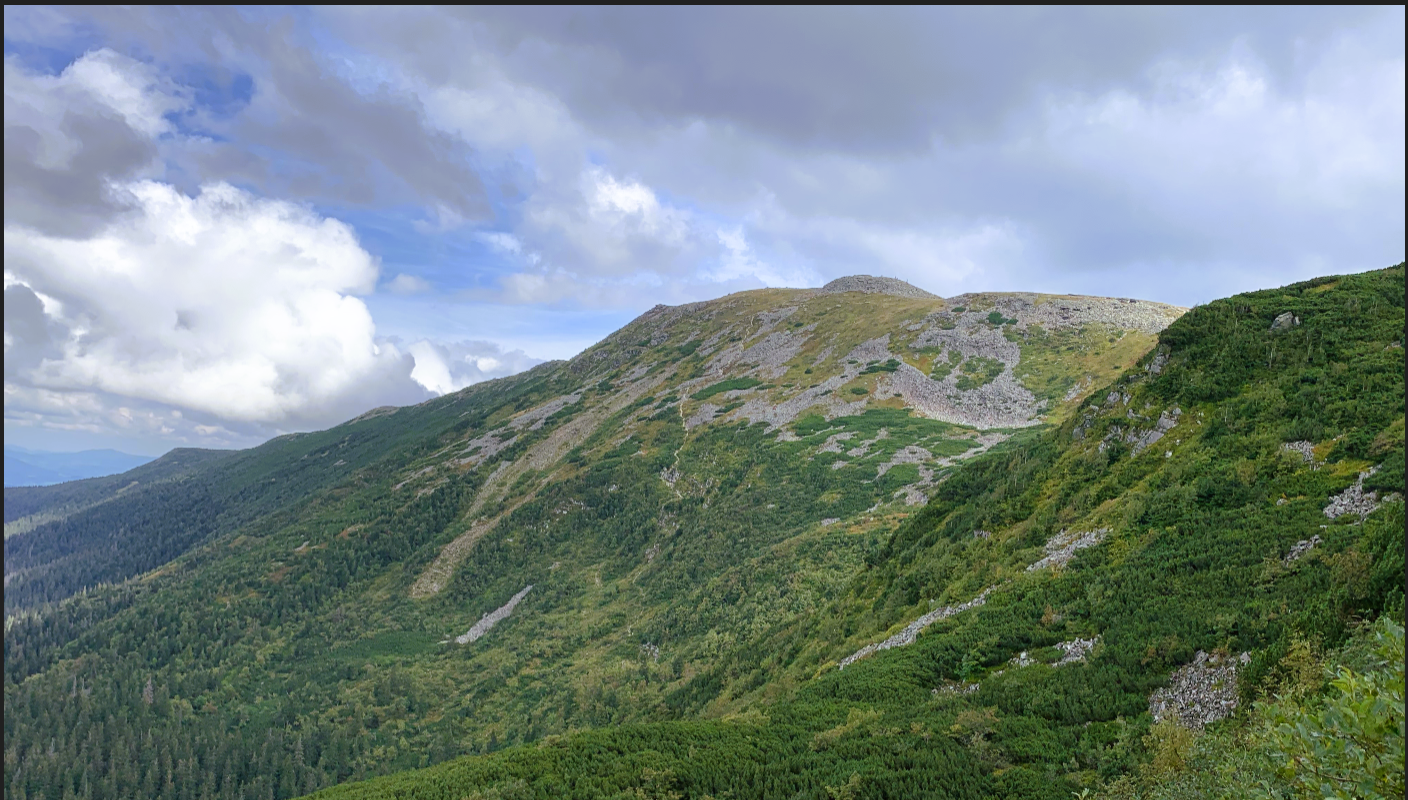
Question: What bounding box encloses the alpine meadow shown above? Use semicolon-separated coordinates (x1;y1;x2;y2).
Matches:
5;267;1404;799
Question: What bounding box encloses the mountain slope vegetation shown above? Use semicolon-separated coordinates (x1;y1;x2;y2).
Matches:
4;268;1402;800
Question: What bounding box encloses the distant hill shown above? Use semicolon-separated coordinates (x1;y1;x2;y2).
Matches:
3;445;156;487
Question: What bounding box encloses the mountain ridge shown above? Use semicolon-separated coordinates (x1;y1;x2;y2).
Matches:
3;267;1401;800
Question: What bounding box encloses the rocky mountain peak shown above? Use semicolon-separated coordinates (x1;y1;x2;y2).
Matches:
819;275;939;299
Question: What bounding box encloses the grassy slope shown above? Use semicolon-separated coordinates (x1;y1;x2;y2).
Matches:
305;266;1404;799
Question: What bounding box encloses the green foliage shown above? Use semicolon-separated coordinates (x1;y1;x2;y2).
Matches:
691;377;763;400
307;717;990;800
1097;617;1405;800
1252;618;1405;800
1012;325;1156;407
987;311;1018;326
955;356;1005;390
860;359;901;375
929;349;960;381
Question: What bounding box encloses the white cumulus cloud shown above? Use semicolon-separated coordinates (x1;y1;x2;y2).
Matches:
4;180;430;429
407;339;542;395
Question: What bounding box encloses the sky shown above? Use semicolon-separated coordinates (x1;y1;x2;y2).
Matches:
4;7;1404;456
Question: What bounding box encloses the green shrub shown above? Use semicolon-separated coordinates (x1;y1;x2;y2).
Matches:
692;377;763;400
955;356;1004;390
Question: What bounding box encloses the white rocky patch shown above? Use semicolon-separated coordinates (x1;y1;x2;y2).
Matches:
1027;528;1110;572
660;466;680;487
838;588;992;670
752;306;799;333
880;362;1042;430
733;338;882;429
876;445;934;477
817;431;856;453
1005;636;1099;672
1283;535;1322;564
744;328;814;379
1149;650;1249;729
892;483;930;506
879;445;941;506
456;585;533;644
819;276;938;299
456;430;518;468
684;403;721;430
508;392;583;431
936;292;1183;336
1054;637;1100;665
1324;468;1382;521
845;429;889;458
1129;408;1181;455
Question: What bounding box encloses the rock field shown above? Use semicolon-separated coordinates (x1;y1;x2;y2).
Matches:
1027;528;1110;572
839;588;993;670
457;585;534;644
1283;535;1322;564
1149;650;1249;729
819;275;938;299
1323;468;1382;520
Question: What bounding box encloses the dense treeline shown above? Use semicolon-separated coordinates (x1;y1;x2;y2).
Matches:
5;479;224;611
2;448;232;525
2;363;572;612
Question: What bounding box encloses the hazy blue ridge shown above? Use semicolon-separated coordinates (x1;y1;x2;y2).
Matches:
3;446;156;487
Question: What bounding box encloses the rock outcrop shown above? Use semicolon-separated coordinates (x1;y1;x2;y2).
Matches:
1149;650;1248;729
1324;468;1381;520
456;585;533;644
1283;535;1322;564
839;588;993;670
1027;528;1109;572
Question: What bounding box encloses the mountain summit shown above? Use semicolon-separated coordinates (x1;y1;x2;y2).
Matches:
818;275;940;298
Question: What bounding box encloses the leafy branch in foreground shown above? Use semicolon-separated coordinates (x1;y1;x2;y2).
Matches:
1250;617;1404;800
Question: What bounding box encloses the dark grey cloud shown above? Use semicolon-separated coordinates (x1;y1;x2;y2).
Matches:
310;5;1401;309
6;5;491;221
3;55;161;236
4;108;153;235
4;284;65;379
3;4;1402;461
344;7;1384;153
213;13;490;221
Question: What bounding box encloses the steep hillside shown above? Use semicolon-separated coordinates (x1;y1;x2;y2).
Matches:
8;268;1403;799
3;277;1182;799
2;281;1177;617
299;271;1404;800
